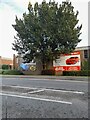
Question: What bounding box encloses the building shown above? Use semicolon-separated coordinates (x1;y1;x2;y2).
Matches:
75;46;90;63
13;46;90;74
75;46;90;70
0;56;13;69
53;46;90;72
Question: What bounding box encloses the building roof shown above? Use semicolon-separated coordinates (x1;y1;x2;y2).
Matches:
75;46;90;51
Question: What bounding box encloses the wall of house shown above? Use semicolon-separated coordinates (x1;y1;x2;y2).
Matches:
12;46;90;74
76;49;90;62
75;47;90;70
0;56;13;69
13;54;43;74
21;60;43;75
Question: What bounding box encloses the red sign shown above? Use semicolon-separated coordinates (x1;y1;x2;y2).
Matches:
54;66;81;71
53;51;81;71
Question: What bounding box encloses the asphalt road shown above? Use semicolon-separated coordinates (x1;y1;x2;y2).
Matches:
0;76;89;119
1;76;88;92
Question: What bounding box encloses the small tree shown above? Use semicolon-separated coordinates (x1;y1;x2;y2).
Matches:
12;0;82;69
82;60;90;71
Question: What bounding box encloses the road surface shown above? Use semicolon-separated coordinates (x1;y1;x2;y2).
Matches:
0;76;89;119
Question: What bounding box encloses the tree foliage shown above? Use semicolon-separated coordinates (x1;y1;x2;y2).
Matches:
12;0;82;69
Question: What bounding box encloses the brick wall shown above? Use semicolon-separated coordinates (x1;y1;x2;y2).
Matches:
0;56;13;69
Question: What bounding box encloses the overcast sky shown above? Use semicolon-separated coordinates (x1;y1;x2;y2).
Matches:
0;0;89;58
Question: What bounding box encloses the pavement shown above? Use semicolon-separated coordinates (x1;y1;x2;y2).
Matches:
1;75;89;81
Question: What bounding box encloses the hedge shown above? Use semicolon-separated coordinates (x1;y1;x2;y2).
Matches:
0;69;2;74
41;69;55;75
1;69;90;76
2;64;11;70
41;69;90;76
63;70;90;76
1;70;24;75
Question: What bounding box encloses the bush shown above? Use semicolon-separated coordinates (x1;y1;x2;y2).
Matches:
2;64;11;70
0;69;2;74
41;69;55;75
2;70;24;75
63;70;90;76
81;60;90;71
2;65;9;69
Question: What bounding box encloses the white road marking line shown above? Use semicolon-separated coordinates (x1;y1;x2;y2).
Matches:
4;85;36;90
0;93;72;105
1;85;85;94
28;89;45;94
44;89;85;94
57;80;88;83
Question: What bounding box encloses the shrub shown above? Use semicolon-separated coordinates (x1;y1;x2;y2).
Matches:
81;60;90;71
41;69;55;75
2;65;9;69
63;70;90;76
2;64;11;70
2;70;24;75
0;69;2;74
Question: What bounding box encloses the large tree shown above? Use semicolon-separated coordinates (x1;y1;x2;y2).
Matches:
12;0;82;69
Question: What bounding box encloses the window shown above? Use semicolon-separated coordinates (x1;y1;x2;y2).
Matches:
84;50;88;59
